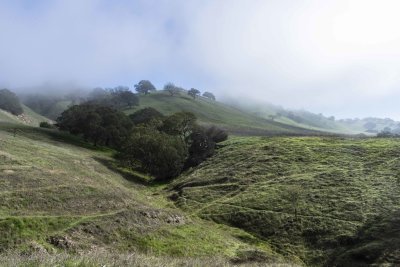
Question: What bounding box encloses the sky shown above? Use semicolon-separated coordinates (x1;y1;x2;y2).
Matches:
2;0;400;119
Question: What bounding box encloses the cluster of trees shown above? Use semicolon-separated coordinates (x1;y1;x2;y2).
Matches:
377;126;400;137
123;109;227;180
57;104;133;147
161;82;216;101
57;104;227;180
187;88;216;100
0;89;24;115
88;87;139;109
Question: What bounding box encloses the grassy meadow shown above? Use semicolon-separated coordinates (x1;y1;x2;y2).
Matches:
172;136;400;266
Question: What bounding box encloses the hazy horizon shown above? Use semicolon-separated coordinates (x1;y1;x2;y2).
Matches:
2;1;400;120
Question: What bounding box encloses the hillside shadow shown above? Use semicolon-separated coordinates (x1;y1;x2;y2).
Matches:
0;123;109;152
93;156;151;186
327;210;400;266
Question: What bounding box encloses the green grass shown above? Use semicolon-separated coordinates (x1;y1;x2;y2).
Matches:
171;136;400;265
0;105;51;126
128;91;325;136
0;249;299;267
3;102;399;265
0;122;288;265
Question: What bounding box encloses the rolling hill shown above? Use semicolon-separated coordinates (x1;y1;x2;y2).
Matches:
2;93;400;265
0;122;294;266
228;99;400;135
19;89;399;136
128;91;327;136
171;136;400;266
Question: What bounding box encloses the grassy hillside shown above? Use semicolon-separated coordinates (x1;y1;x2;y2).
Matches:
226;101;363;135
0;122;294;265
129;91;325;136
171;136;400;266
0;105;51;126
42;100;72;120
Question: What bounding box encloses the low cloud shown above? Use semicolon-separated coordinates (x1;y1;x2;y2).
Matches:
1;0;400;119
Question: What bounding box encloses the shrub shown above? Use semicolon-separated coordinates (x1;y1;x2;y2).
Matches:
185;127;216;168
39;121;54;129
206;126;228;143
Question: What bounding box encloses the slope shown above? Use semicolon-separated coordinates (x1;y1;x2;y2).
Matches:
128;91;327;136
0;122;292;265
171;136;400;266
0;105;51;126
225;100;363;135
229;100;400;135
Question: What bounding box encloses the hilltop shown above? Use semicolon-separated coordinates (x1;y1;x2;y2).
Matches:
171;136;400;266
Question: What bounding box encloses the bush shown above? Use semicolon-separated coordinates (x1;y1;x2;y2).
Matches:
185;127;215;168
39;121;54;129
206;126;228;143
0;89;24;115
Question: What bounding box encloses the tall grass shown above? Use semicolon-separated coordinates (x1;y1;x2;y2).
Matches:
0;250;298;267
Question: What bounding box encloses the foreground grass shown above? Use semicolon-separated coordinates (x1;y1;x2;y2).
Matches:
172;136;400;266
0;250;300;267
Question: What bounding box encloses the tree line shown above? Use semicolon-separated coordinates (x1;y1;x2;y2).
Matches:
0;80;216;118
